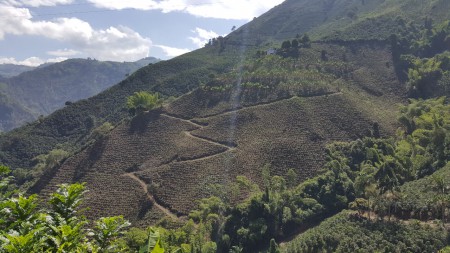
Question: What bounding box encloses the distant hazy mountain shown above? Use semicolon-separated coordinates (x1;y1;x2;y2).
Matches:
0;57;159;131
134;57;160;66
0;64;35;78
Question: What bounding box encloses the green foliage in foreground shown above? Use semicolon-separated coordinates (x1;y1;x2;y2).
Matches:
0;170;131;252
0;165;218;252
282;211;448;253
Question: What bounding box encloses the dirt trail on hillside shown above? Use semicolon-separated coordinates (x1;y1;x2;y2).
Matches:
122;112;237;219
123;172;179;220
193;92;343;119
359;211;450;229
160;115;237;164
126;92;343;219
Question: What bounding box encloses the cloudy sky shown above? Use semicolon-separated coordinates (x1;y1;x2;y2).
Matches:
0;0;284;66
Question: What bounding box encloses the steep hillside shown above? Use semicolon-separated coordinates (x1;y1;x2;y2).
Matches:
29;42;406;225
230;0;450;44
282;210;448;252
0;57;159;131
2;0;447;170
2;0;449;239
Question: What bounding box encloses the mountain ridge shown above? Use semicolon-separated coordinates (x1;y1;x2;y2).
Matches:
0;57;159;132
0;64;35;78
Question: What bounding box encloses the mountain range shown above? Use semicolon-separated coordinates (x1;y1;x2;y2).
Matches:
0;64;35;78
0;57;159;132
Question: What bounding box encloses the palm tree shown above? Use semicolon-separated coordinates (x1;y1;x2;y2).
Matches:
375;156;401;195
364;183;379;220
375;156;402;221
432;175;449;223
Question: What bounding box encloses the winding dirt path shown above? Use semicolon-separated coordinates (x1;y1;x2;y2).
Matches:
193;92;343;119
125;92;343;219
184;131;235;149
123;172;179;220
123;112;237;219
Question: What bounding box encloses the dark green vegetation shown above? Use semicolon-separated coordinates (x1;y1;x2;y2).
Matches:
229;0;450;45
1;0;450;252
390;19;450;98
0;57;159;132
280;97;450;252
0;90;35;132
282;211;447;253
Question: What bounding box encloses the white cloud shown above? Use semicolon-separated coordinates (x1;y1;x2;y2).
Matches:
87;0;158;11
185;0;285;20
47;49;80;57
155;45;190;58
0;56;67;66
86;0;285;20
0;5;152;62
189;28;219;48
47;48;80;57
3;0;74;7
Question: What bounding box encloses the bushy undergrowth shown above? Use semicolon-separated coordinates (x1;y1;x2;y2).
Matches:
282;211;448;253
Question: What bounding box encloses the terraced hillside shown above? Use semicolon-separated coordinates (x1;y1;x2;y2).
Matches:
30;41;406;223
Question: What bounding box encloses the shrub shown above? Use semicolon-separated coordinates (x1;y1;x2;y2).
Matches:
126;91;162;115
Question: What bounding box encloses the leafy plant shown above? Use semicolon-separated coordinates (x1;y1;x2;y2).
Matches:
0;170;132;253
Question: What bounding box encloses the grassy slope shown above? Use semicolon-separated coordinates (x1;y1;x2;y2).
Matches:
2;0;440;169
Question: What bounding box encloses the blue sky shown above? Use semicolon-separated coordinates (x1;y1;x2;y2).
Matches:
0;0;284;66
